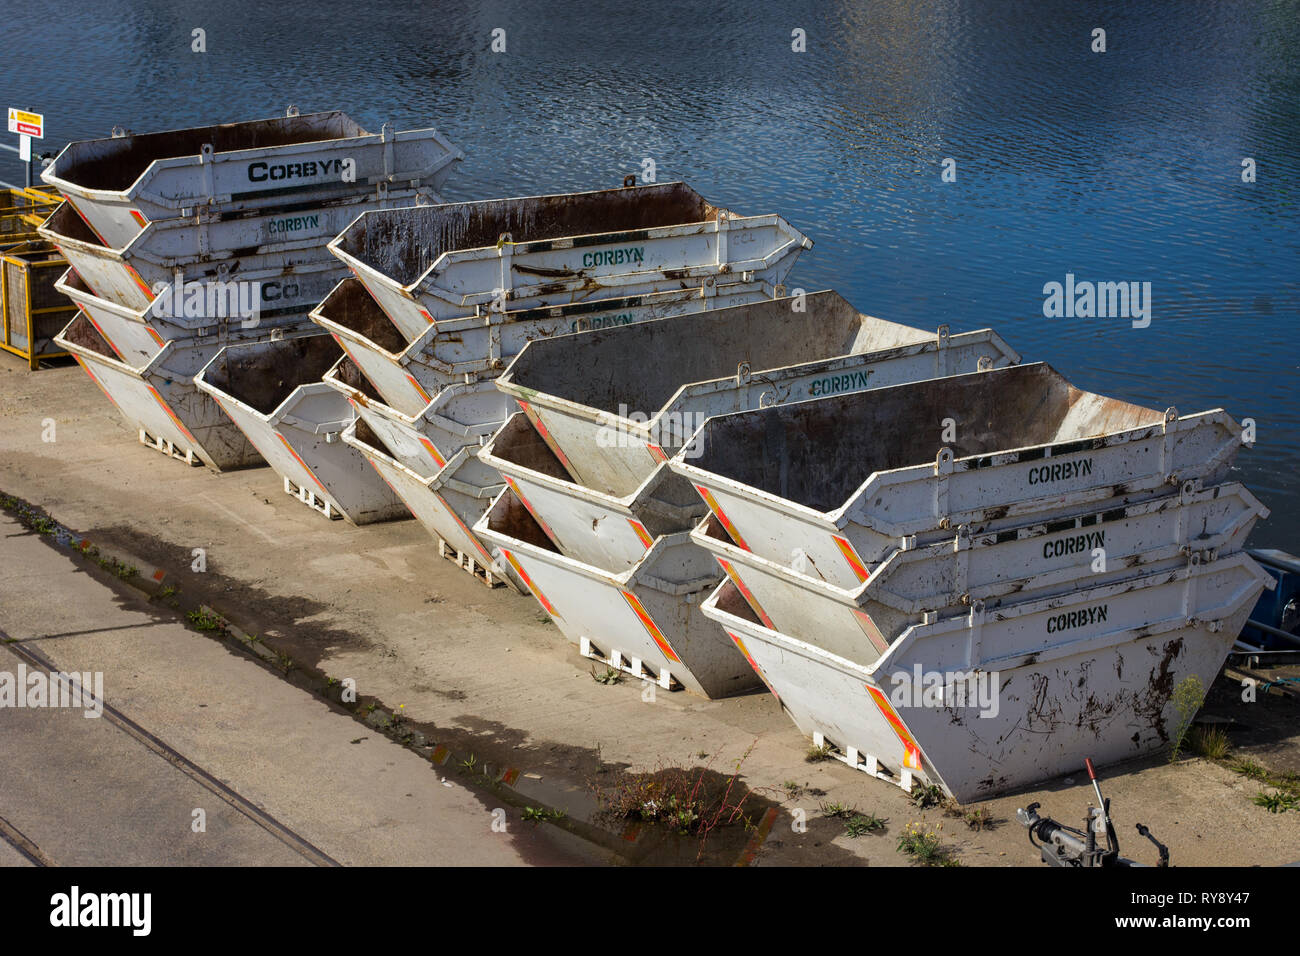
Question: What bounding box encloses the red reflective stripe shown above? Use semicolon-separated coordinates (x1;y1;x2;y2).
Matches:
77;360;119;410
646;443;668;463
621;589;680;663
418;436;447;469
276;433;328;495
694;484;750;551
500;548;559;617
124;263;155;301
716;558;775;630
852;609;891;655
147;384;197;443
79;310;124;360
627;518;654;551
727;631;778;700
433;492;494;564
503;475;561;547
406;374;432;404
518;401;574;475
867;686;923;770
128;209;147;227
63;197;110;245
832;534;870;583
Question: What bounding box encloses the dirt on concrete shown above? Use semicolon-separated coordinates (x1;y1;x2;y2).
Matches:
3;353;1298;866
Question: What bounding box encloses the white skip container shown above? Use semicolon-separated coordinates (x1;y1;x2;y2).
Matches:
701;549;1273;801
42;110;463;249
670;362;1246;592
310;275;776;417
327;181;811;340
194;334;410;524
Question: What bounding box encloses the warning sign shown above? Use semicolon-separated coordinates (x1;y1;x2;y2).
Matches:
7;108;43;138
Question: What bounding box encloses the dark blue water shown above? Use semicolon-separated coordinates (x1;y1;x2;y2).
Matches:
4;0;1297;545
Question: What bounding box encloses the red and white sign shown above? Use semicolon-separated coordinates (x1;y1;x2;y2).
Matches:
7;108;43;138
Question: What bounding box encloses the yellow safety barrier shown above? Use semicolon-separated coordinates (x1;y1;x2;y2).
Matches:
1;239;74;369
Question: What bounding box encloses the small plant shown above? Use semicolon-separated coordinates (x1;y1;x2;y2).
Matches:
460;753;478;773
819;801;855;819
1252;791;1298;814
783;780;804;798
1190;725;1231;760
186;608;225;632
589;665;623;685
897;821;958;866
963;808;994;831
843;812;887;837
805;744;833;763
1168;675;1206;763
696;750;710;759
158;585;177;600
31;516;56;535
910;783;946;809
521;806;566;826
1232;757;1269;782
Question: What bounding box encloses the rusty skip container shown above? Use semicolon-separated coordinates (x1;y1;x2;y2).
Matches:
701;549;1273;801
479;412;708;572
341;419;523;590
194;334;409;524
39;199;381;320
323;357;511;476
54;312;261;469
488;294;1020;564
669;363;1246;592
42;110;463;250
327;182;811;340
55;267;277;368
310;276;776;417
326;358;522;577
475;486;759;698
692;480;1267;652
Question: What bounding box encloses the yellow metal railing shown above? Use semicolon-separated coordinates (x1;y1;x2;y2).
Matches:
1;238;74;369
0;185;60;244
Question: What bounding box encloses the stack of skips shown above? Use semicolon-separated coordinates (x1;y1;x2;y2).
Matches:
36;113;1271;801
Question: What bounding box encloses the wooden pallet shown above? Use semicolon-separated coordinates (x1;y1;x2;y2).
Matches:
438;537;507;587
283;476;342;520
139;428;203;466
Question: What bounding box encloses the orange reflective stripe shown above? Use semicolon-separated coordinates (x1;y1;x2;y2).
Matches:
146;384;197;443
694;484;750;551
620;589;680;663
124;263;155;302
646;443;668;463
867;685;923;770
727;631;778;700
502;475;561;547
716;558;775;629
832;534;870;583
419;307;435;325
417;436;447;469
852;609;891;655
433;492;495;564
145;326;166;348
627;518;654;551
275;433;328;495
500;548;559;617
128;209;147;227
517;400;574;475
406;374;432;404
77;360;119;410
